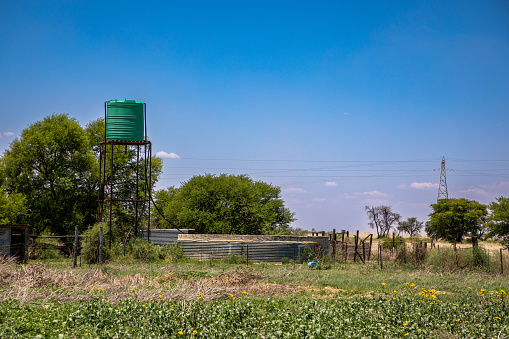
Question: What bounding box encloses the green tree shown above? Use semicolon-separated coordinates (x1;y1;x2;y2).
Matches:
159;174;296;235
2;114;97;235
397;217;423;237
0;191;27;224
487;196;509;247
425;198;487;243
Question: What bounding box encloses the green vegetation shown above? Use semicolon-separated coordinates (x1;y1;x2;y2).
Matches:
426;198;488;243
0;257;508;338
397;217;423;237
488;197;509;248
0;114;162;237
157;174;296;235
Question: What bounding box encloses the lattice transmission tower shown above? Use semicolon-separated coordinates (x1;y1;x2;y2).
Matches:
437;156;448;201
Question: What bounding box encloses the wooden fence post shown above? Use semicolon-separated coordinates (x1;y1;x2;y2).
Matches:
99;224;103;265
354;230;359;262
368;234;373;260
73;225;79;268
500;248;504;275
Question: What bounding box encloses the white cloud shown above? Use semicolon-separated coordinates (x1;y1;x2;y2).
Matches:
324;181;338;187
398;182;438;190
0;132;14;139
409;182;438;190
457;188;491;197
481;181;509;191
284;187;308;194
362;190;389;197
156;151;181;159
312;197;326;202
340;190;389;200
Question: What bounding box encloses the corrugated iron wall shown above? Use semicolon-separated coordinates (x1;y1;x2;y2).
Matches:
137;229;193;245
138;230;325;263
179;240;314;263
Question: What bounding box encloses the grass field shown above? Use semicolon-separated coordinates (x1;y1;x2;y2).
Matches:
0;244;508;338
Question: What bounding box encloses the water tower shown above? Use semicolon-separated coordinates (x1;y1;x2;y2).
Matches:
98;100;152;248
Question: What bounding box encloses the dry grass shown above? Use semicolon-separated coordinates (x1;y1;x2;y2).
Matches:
0;261;308;304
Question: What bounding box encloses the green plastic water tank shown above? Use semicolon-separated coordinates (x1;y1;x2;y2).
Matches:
106;100;144;141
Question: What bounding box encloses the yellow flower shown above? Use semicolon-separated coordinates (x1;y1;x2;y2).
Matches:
85;334;88;336
159;295;162;298
41;331;45;333
381;283;386;286
99;287;102;291
404;334;409;336
457;319;461;322
170;308;174;311
403;323;408;326
142;304;146;307
193;330;198;334
406;282;409;286
410;283;415;287
495;316;501;320
149;299;153;301
228;294;234;298
467;287;472;289
178;331;183;335
242;291;248;295
198;292;204;296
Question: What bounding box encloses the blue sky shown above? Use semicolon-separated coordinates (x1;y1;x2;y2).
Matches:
1;1;508;232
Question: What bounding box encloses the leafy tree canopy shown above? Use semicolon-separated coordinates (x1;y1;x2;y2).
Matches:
1;114;162;236
397;217;423;237
0;191;27;224
158;174;296;235
2;114;96;235
425;198;487;243
487;196;509;247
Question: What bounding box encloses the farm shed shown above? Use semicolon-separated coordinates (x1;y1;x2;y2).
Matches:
138;231;329;263
0;224;30;263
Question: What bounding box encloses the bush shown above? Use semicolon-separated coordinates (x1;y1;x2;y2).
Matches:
425;246;493;272
302;244;315;262
221;253;245;264
395;242;427;267
380;238;405;249
81;222;121;263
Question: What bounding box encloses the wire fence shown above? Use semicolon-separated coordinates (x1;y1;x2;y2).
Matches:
6;230;508;276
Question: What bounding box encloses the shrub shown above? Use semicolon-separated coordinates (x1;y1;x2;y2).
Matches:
395;242;427;267
302;244;315;262
425;246;493;272
221;253;245;264
81;222;121;263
